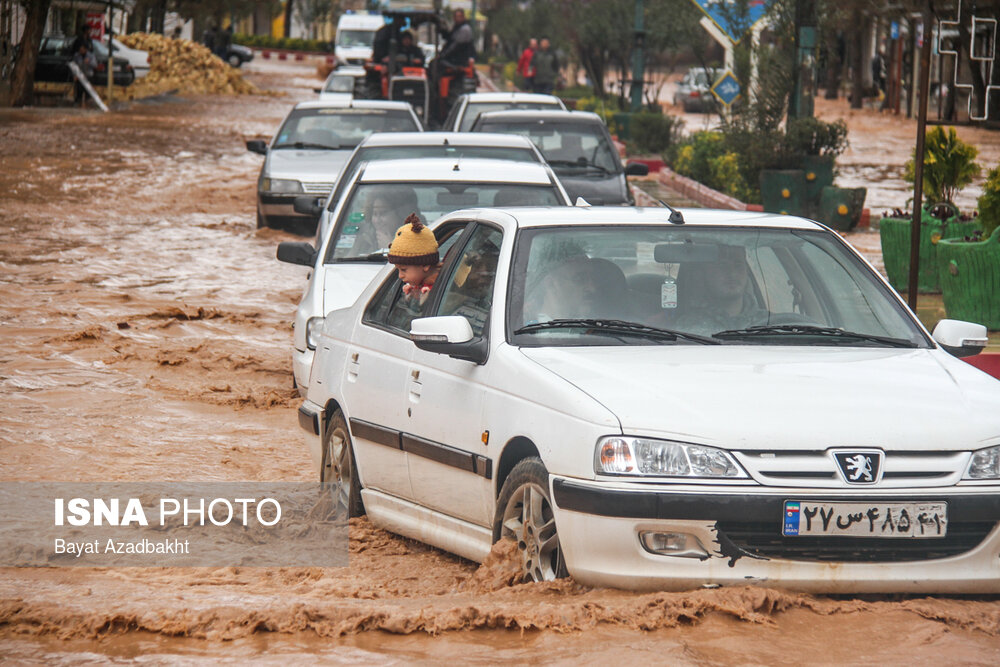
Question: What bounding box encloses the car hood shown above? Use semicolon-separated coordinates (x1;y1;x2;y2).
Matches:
554;171;628;205
518;345;1000;451
266;148;353;182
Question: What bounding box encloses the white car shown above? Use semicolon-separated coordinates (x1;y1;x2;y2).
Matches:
442;92;567;132
102;36;150;78
297;205;1000;593
246;99;422;234
302;131;549;242
277;157;571;394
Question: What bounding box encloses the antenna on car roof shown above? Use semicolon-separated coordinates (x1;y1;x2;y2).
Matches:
658;199;685;225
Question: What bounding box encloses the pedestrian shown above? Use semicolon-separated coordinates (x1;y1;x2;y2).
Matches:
217;24;233;60
72;40;97;107
517;38;537;91
530;38;558;95
436;8;475;68
202;25;218;54
387;213;441;305
171;25;182;40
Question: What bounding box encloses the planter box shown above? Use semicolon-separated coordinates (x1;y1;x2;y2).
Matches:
878;207;980;293
936;227;1000;330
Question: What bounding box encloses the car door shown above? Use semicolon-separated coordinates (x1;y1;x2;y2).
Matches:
403;223;504;526
340;222;470;501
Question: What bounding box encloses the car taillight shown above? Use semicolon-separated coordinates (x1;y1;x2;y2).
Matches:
690;91;700;98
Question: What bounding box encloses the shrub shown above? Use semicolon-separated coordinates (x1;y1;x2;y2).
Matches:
904;126;981;205
669;131;726;188
978;166;1000;240
232;33;331;53
710;152;753;202
630;112;683;155
783;117;848;158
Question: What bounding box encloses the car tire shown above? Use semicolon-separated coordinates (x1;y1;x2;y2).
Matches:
322;410;365;518
228;54;242;68
493;457;567;582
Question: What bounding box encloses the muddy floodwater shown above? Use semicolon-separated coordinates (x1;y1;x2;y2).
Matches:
2;62;1000;664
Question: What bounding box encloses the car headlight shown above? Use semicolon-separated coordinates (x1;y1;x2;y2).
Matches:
595;436;747;478
965;444;1000;479
305;316;325;350
261;178;303;194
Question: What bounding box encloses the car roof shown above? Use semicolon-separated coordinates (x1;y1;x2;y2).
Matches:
358;132;538;148
450;206;827;231
292;99;415;111
460;92;565;104
358;158;556;185
474;109;604;125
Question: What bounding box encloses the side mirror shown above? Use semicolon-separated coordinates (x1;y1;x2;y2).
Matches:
246;139;268;155
313;87;322;93
410;316;488;364
293;196;324;217
932;319;988;358
276;241;316;267
625;161;650;177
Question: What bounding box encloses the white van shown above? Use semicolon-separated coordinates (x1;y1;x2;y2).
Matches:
335;13;385;66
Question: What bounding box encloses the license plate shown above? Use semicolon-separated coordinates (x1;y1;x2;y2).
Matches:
782;500;947;538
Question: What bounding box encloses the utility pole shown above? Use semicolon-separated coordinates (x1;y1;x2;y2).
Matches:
106;1;114;106
907;3;933;310
629;0;645;112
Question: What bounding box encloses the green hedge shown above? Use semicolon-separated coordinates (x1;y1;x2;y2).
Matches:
233;33;332;53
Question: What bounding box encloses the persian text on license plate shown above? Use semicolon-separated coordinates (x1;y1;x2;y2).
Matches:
782;501;947;538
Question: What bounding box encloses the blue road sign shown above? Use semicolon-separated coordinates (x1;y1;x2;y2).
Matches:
691;0;770;44
711;71;741;106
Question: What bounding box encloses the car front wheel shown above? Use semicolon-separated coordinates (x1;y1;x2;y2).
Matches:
228;54;242;68
493;457;567;582
322;410;364;517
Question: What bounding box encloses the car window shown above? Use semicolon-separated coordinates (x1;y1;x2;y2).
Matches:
509;225;929;347
326;181;560;262
431;225;504;336
476;121;620;174
459;102;563;132
337;30;376;47
323;75;355;93
273;108;418;150
363;224;469;333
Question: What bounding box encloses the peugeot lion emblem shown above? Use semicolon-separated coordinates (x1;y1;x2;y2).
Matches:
831;450;884;485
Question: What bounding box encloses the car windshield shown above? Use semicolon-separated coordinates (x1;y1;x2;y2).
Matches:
459;101;562;131
273;108;418;149
337;29;376;48
476;120;620;175
323;75;355;93
327;181;561;262
509;226;929;348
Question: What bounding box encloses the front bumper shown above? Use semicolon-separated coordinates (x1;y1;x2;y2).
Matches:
258;194;318;235
292;347;313;397
551;476;1000;593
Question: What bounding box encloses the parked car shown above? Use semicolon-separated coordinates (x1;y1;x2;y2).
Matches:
442;92;567;132
276;157;570;393
100;36;149;78
297;205;1000;592
673;67;721;113
34;35;135;87
246;99;422;234
307;131;549;241
226;43;254;68
472;109;648;205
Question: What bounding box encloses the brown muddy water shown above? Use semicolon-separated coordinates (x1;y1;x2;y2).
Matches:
2;62;1000;664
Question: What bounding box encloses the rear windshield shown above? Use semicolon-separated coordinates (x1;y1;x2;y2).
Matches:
459;101;563;131
337;29;376;48
475;120;620;175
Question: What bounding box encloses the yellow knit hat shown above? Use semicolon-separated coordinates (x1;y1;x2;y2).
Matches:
387;214;439;266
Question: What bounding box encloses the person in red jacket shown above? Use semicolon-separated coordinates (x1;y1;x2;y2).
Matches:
517;38;537;91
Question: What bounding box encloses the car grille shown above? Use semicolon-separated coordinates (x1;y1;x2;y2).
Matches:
301;182;335;195
735;450;968;488
717;520;997;562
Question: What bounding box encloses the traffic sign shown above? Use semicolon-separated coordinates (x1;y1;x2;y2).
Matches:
711;71;741;106
690;1;770;44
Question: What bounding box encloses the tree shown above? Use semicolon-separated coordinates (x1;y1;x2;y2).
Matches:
296;0;340;40
10;0;51;107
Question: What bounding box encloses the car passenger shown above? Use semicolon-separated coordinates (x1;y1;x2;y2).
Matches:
387;214;441;306
356;186;420;254
523;255;605;324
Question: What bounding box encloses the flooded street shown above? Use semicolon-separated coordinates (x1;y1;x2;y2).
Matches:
2;61;1000;664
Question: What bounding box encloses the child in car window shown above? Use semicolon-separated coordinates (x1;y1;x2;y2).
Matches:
388;214;441;305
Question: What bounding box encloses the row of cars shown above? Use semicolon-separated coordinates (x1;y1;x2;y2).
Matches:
250;84;1000;593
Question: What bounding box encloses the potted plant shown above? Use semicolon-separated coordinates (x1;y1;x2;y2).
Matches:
936;166;1000;329
879;126;982;293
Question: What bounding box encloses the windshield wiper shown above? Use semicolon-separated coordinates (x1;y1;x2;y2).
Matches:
712;324;918;347
514;318;720;344
546;159;611;174
272;141;350;150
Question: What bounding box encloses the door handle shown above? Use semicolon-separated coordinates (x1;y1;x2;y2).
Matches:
347;352;360;381
408;368;421;402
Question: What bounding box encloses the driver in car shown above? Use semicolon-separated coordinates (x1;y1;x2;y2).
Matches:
672;245;769;334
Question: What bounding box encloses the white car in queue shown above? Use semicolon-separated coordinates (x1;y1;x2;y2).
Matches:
297;205;1000;593
301;131;549;243
246;99;422;234
277;157;570;394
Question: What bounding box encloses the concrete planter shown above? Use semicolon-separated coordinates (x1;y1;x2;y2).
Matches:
878;204;980;293
936;227;1000;330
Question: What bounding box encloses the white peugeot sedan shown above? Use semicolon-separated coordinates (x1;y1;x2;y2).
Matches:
277;158;570;393
297;206;1000;593
441;91;567;132
246;99;422;234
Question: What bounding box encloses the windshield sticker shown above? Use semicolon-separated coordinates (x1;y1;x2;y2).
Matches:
344;224;359;234
336;236;356;249
348;212;364;223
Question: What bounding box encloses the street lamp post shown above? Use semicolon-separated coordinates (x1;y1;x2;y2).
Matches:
630;0;645;112
907;3;933;310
